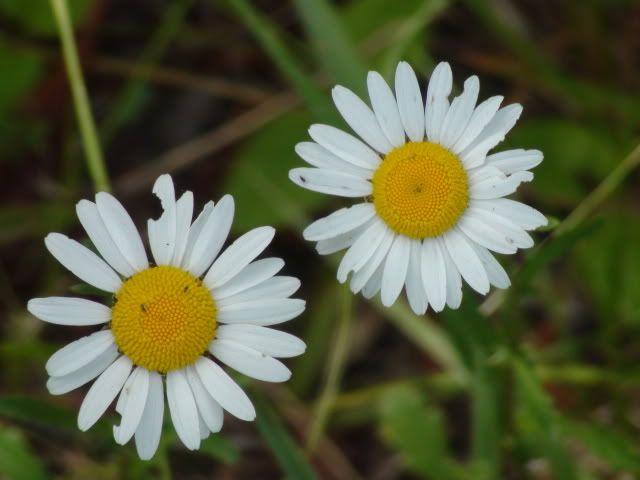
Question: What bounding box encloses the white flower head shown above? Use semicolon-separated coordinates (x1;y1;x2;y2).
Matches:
289;61;546;314
28;174;306;459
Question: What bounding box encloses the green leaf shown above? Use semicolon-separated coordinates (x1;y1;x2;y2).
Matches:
517;220;601;290
225;0;332;121
0;46;43;114
560;419;640;473
253;393;317;480
378;385;461;479
0;427;48;480
224;111;323;232
572;216;640;324
199;435;241;464
511;357;577;480
0;0;89;34
291;0;366;93
470;357;502;480
342;0;430;42
441;297;498;369
506;119;620;204
0;395;110;439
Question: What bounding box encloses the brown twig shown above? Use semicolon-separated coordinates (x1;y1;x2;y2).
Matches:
91;56;271;104
113;90;301;196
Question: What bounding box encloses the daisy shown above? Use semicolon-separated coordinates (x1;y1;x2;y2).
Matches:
289;61;546;314
27;174;306;459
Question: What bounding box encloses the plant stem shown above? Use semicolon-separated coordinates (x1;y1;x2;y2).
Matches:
49;0;109;192
480;141;640;316
306;283;352;451
554;142;640;237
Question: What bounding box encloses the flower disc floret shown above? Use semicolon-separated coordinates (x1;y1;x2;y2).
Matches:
111;266;216;372
372;141;469;239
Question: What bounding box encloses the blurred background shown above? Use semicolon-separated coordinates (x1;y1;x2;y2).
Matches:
2;0;640;478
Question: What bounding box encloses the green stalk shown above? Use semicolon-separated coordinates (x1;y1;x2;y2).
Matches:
49;0;109;192
226;0;332;120
306;283;352;451
554;142;640;236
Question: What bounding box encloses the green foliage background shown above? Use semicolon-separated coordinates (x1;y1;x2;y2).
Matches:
1;0;640;478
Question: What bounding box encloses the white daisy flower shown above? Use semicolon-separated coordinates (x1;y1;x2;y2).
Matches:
27;174;306;460
289;61;546;314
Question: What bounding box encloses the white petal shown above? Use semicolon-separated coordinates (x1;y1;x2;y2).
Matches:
362;261;384;299
147;174;177;266
395;61;424;142
440;75;480;149
95;192;148;272
425;62;453;143
332;85;393;153
349;226;394;294
184;195;235;277
212;258;284;300
289;168;372;197
474;198;547;230
194;357;256;421
166;369;200;450
135;371;164;460
185;366;223;433
114;367;150;445
421;238;447;312
469;171;534;200
303;203;375;241
216;324;306;358
467;207;534;249
461;104;523;168
479;103;523;140
443;228;490;295
295;142;374;178
76;200;135;278
468;165;506;184
218;298;305;326
405;239;428;315
459;132;504;169
469;243;511;289
315;217;376;255
46;345;119;395
198;413;210;440
209;339;291;382
337;219;388;282
485;149;543;175
28;297;111;326
46;330;115;376
78;355;132;431
458;212;518;254
367;71;405;147
217;276;300;308
204;226;275;290
380;234;411;307
308;124;381;169
171;192;194;266
44;233;121;292
180;201;214;268
452;95;503;154
440;239;463;309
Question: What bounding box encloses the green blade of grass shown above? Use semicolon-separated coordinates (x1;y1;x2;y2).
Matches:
253;392;318;480
225;0;332;120
291;0;366;93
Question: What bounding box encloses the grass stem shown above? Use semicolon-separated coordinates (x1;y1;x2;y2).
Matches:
49;0;109;192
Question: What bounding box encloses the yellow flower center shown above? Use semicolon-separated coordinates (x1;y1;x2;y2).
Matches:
111;266;216;373
372;141;469;239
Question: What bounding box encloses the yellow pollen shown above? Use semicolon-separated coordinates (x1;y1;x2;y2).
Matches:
372;141;469;239
111;266;216;373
